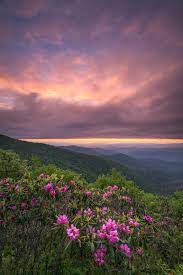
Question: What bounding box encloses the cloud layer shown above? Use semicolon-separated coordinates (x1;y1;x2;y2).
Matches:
0;0;183;138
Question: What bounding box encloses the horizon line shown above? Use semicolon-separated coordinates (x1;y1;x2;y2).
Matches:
20;138;183;145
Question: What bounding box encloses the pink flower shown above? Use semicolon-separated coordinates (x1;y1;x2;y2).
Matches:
128;219;140;227
39;173;45;179
85;191;92;197
102;191;112;199
55;186;62;193
11;205;17;211
122;196;132;204
2;179;8;184
61;185;68;193
118;223;131;234
144;215;153;223
97;229;107;239
107;230;119;243
84;208;93;217
67;224;80;240
94;246;107;266
30;198;38;207
101;207;108;215
50;190;56;198
15;184;20;190
20;202;26;209
127;210;133;217
44;183;53;192
111;185;119;191
119;244;131;258
97;219;119;243
136;248;142;255
45;175;50;180
105;218;117;231
56;214;68;225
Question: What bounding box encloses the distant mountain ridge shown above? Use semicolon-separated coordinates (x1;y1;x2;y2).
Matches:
61;145;183;194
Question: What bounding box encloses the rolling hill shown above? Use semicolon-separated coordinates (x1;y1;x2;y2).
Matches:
0;134;144;188
61;145;183;194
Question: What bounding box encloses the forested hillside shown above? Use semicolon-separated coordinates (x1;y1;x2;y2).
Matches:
0;135;143;189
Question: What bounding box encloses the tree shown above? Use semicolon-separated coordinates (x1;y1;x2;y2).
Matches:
0;149;28;179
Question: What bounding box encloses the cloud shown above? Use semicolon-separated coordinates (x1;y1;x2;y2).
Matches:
0;0;183;138
0;63;182;139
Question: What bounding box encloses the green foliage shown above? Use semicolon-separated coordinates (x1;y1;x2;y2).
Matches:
168;190;183;218
93;168;126;189
0;134;131;184
0;158;183;274
0;149;28;179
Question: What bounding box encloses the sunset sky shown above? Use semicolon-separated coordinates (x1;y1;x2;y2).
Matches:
0;0;183;141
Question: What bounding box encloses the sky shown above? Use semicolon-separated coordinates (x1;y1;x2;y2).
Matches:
0;0;183;140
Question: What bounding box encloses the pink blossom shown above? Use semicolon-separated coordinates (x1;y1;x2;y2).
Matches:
107;230;119;243
111;185;119;191
128;219;140;227
45;175;50;180
119;244;131;258
11;205;17;211
97;229;107;239
102;191;112;199
97;219;119;243
50;190;56;198
101;207;108;215
39;173;45;179
61;185;68;193
30;198;38;207
20;202;26;209
15;184;20;190
2;178;8;184
67;224;80;240
55;186;62;193
44;183;53;192
105;218;117;231
144;215;153;223
127;210;133;217
56;214;69;225
118;223;131;234
84;208;93;217
136;248;142;255
85;191;92;197
94;246;107;266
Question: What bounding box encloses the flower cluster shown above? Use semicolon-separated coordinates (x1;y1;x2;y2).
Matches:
94;246;107;266
119;244;131;258
67;224;80;240
97;218;119;244
144;215;153;223
56;214;69;225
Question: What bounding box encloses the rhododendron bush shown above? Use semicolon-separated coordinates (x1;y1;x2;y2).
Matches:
0;172;182;274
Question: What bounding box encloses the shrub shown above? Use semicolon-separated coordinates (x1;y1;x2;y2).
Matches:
0;149;28;179
0;171;182;274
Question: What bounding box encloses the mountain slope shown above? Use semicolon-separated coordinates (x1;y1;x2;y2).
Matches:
0;134;140;185
61;145;183;194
